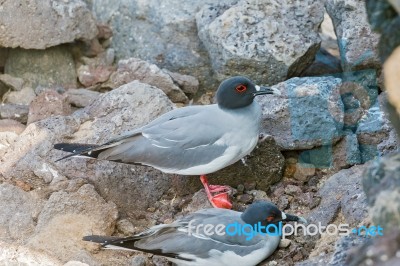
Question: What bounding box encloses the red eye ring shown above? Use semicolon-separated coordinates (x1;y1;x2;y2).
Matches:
266;216;275;222
235;85;247;93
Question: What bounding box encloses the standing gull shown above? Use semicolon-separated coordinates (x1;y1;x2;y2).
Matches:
54;76;280;208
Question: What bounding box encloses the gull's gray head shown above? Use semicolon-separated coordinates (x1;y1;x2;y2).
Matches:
241;200;308;226
216;76;280;109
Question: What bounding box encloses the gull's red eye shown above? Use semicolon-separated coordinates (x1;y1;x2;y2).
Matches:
266;216;275;222
235;85;247;93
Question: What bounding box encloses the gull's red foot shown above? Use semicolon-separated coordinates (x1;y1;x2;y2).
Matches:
208;184;231;193
200;175;232;209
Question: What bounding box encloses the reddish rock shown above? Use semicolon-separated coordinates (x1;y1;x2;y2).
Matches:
104;58;188;103
0;119;26;134
27;90;72;124
97;24;113;40
77;65;113;87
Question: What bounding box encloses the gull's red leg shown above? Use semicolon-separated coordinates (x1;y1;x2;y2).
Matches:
200;175;232;209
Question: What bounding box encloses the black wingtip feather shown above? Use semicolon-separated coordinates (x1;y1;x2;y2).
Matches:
83;235;120;245
54;143;99;153
54;143;102;162
83;235;192;261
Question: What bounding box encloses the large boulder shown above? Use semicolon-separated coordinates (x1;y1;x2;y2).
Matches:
258;76;344;150
0;81;180;219
366;0;400;61
0;0;97;49
4;46;77;89
307;164;368;227
208;136;285;191
0;184;41;242
196;0;324;85
363;153;400;231
27;184;118;262
103;58;189;103
326;0;381;72
356;92;397;160
90;0;237;88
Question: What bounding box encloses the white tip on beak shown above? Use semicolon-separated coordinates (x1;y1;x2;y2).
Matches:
271;87;281;96
298;217;308;224
281;212;287;220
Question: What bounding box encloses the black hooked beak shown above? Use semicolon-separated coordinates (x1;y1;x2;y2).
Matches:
253;85;281;96
281;212;308;223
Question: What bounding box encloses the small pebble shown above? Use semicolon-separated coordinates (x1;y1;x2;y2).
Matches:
244;181;256;191
116;219;136;235
237;194;253;204
279;239;291;248
131;255;147;266
237;184;245;194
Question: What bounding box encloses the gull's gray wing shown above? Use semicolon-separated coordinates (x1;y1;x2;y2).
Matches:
86;208;278;262
95;105;238;172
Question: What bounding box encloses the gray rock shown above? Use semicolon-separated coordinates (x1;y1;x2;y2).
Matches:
104;58;188;103
363;152;400;231
356;92;395;161
3;87;36;105
196;0;324;85
64;261;89;266
356;94;391;143
28;184;118;262
90;0;237;89
65;89;101;108
5;46;77;89
0;81;183;220
370;188;400;234
208;136;285;191
131;255;147;266
344;230;400;266
0;243;62;265
162;69;200;96
295;254;331;266
0;131;19;158
116;219;136;235
332;132;361;170
301;48;342;77
0;184;39;242
326;0;381;71
183;189;213;214
366;0;400;61
0;47;8;69
0;115;80;183
258;76;344;150
329;235;372;266
0;103;29;124
339;73;378;131
307;165;368;226
68;250;100;266
152;255;170;266
0;74;25;91
0;0;97;49
377;128;398;155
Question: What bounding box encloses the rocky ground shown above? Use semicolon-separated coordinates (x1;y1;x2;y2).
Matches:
1;0;400;265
